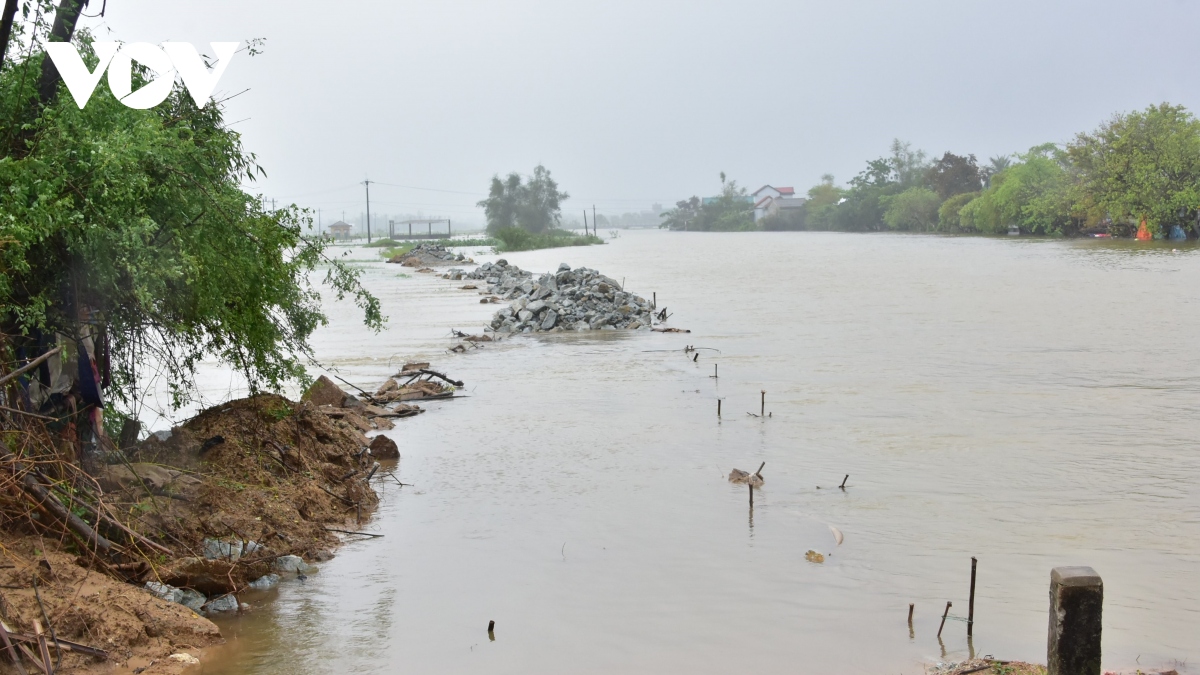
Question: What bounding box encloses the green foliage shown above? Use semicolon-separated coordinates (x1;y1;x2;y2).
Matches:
377;243;416;259
660;177;755;231
882;187;941;231
981;155;1013;187
926;152;982;199
477;165;568;234
436;237;497;248
491;227;602;252
960;149;1078;235
266;400;293;420
760;204;808;231
366;238;402;247
806;174;843;208
0;32;381;407
1067;102;1200;235
889;140;930;188
937;191;979;232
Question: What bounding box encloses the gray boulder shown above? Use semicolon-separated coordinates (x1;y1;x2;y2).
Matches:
145;581;183;604
179;588;207;612
204;595;239;613
248;574;281;590
273;555;317;575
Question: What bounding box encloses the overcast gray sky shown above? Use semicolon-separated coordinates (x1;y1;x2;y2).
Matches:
80;0;1200;226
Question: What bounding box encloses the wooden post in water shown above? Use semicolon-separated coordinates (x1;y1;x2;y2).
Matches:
968;557;978;636
748;482;753;506
652;292;656;309
839;474;849;489
714;364;718;379
717;399;722;417
761;390;765;417
908;603;914;623
937;602;952;637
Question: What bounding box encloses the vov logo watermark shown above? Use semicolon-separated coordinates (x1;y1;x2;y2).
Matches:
45;42;239;109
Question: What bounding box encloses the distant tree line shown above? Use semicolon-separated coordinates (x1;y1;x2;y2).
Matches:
667;103;1200;238
659;172;756;232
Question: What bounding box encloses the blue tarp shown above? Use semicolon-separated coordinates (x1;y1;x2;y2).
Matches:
1168;224;1187;240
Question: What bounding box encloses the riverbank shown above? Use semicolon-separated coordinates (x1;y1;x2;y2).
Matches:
0;364;459;674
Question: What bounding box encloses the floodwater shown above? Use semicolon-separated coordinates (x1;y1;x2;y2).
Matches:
197;230;1199;674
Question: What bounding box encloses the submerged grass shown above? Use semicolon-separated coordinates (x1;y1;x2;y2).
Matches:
377;243;416;259
376;238;497;259
371;231;598;257
365;238;403;247
492;227;604;252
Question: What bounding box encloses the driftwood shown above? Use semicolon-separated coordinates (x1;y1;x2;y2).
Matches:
324;528;384;538
4;453;112;555
0;620;27;675
0;406;55;422
44;481;172;557
418;369;463;387
6;633;107;660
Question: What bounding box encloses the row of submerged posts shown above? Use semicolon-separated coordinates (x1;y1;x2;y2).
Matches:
617;289;1109;673
681;344;1105;674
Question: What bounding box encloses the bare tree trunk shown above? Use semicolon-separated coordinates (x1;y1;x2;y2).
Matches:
0;0;18;71
35;0;87;104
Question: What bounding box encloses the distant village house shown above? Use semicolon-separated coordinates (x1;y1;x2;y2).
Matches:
752;185;806;222
329;221;352;239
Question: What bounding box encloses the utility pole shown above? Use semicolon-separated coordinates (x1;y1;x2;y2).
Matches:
361;179;373;243
592;205;597;236
583;209;589;236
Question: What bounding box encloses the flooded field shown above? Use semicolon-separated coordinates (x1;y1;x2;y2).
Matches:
195;230;1199;674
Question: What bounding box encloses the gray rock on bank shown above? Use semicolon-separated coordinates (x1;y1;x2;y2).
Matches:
145;582;206;613
272;555;318;575
466;260;653;334
248;573;281;590
387;242;469;266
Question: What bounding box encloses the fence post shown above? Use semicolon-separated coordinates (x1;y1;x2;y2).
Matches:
1047;566;1103;675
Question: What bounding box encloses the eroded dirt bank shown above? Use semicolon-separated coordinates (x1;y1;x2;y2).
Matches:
0;365;456;674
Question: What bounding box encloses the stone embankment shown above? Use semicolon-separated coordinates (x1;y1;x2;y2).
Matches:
465;260;654;333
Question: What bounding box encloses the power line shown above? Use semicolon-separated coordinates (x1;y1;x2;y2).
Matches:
369;180;485;196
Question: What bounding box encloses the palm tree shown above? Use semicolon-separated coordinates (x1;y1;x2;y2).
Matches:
981;154;1013;187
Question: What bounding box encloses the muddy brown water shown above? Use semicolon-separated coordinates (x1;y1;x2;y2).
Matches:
184;230;1198;674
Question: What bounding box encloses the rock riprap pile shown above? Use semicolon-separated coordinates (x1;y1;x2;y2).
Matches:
467;260;653;333
388;242;469;266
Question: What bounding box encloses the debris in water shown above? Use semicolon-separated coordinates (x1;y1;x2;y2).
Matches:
805;550;825;564
728;468;764;487
829;526;844;545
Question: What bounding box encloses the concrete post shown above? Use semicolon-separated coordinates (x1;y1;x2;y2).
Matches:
1048;566;1103;675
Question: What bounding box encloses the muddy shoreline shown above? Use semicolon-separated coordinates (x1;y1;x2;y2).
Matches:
0;362;458;674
